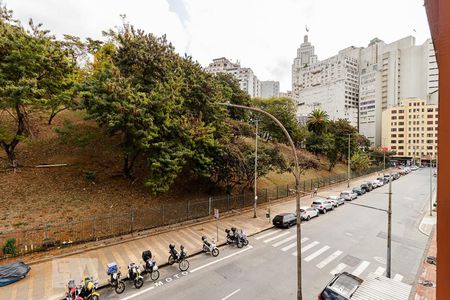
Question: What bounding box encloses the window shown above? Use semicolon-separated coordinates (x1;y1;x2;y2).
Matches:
391;134;397;138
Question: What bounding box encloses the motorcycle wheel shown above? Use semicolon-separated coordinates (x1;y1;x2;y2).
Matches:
150;270;160;281
212;248;219;257
168;255;175;265
90;296;99;300
134;277;144;289
243;239;249;246
115;281;125;294
237;242;243;248
179;259;190;271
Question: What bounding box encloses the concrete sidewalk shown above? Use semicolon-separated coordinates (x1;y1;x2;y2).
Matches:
0;172;382;300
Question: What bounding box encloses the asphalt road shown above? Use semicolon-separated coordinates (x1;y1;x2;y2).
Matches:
102;168;434;300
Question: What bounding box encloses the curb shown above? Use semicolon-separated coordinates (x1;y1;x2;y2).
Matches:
418;188;437;237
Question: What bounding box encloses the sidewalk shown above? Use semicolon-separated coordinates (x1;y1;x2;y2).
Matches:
0;172;381;300
411;227;436;300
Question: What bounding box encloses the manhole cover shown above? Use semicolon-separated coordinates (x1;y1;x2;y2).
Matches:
340;255;361;267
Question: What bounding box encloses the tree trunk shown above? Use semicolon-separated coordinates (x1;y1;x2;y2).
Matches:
2;143;18;170
122;152;139;178
48;106;68;125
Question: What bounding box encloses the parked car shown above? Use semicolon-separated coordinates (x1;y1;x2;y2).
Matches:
377;177;388;185
327;195;345;206
366;182;374;190
311;200;334;214
352;186;365;195
361;183;372;193
369;180;380;188
393;172;401;180
433;170;437;177
272;213;296;228
318;272;363;300
340;191;357;201
374;179;384;187
300;207;319;221
411;165;419;171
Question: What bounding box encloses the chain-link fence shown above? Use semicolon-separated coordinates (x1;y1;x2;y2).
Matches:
0;165;383;257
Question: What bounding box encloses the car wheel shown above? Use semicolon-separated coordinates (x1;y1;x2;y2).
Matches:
307;215;311;221
323;208;327;214
286;222;290;228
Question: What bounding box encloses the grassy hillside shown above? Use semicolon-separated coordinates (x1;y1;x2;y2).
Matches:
0;111;346;232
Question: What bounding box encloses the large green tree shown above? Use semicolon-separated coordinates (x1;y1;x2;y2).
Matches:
306;109;329;135
0;6;74;168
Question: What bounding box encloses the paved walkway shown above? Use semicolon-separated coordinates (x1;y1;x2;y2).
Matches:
412;227;436;300
0;172;382;300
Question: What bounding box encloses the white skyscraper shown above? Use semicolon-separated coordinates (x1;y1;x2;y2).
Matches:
260;81;280;98
292;35;361;126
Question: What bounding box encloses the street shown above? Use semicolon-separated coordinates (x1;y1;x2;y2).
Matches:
101;168;434;300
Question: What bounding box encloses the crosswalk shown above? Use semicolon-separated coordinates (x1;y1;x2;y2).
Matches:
253;229;406;282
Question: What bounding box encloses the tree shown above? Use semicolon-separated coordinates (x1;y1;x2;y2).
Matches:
215;73;251;121
351;151;371;172
306;109;329;135
0;6;74;168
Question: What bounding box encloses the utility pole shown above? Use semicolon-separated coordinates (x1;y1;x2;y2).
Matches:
430;155;433;217
254;119;258;218
347;134;351;188
386;171;392;278
219;102;303;300
383;149;386;176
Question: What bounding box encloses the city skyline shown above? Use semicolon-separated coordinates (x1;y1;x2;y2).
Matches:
5;0;430;91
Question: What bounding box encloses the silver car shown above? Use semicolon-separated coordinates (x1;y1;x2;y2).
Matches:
340;191;357;201
300;207;319;221
327;195;345;206
311;200;334;213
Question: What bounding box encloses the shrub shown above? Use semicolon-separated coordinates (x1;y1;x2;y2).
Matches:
83;170;97;181
2;238;17;255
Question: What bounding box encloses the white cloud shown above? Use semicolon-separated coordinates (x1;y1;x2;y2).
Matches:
5;0;430;91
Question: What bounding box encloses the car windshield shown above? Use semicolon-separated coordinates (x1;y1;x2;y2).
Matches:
300;209;305;212
329;274;361;297
273;215;284;222
312;201;323;205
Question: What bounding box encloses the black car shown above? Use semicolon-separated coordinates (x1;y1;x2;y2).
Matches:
360;183;371;193
319;272;363;300
352;187;365;195
272;213;296;228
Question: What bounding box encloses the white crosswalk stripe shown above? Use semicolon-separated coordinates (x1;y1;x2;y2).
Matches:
281;238;309;252
304;246;330;262
255;229;282;240
292;241;320;256
263;231;291;243
393;274;404;282
272;235;297;247
316;250;343;269
374;266;385;276
330;263;347;275
352;261;370;277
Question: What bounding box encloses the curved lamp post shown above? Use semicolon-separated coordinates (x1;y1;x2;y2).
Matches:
219;102;303;300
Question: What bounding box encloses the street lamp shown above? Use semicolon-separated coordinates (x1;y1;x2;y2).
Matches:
219;102;304;300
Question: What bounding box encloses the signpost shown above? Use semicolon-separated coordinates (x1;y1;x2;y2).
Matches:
214;208;219;242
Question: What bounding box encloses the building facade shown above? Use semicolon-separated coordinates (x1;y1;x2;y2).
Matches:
205;57;262;98
381;98;438;161
260;81;280;98
292;37;361;126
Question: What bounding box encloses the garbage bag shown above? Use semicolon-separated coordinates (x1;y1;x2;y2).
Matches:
0;262;31;286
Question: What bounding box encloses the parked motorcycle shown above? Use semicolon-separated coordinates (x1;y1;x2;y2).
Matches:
66;279;78;300
75;276;99;300
142;250;160;281
226;227;249;248
168;244;190;271
201;236;219;257
106;262;125;294
127;262;144;289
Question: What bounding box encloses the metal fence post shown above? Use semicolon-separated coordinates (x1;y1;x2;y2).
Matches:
265;188;268;202
187;200;190;220
130;209;134;236
303;181;306;192
162;204;165;225
92;218;95;240
208;197;212;215
276;186;279;199
227;194;230;211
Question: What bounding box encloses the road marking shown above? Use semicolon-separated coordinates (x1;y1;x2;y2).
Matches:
393;274;404;282
121;286;155;300
316;250;343;269
221;289;241;300
352;261;370;276
272;235;297;247
263;231;291;243
374;266;386;276
330;263;347;275
304;246;330;262
292;241;319;256
281;237;309;252
190;246;253;273
255;229;281;240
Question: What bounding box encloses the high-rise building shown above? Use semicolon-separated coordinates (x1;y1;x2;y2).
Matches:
359;37;438;146
205;57;262;97
260;81;280;98
292;36;361;126
381;97;438;162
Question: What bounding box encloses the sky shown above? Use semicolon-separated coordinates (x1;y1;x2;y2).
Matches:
4;0;431;92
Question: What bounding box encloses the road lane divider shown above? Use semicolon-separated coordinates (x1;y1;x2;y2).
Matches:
374;266;385;276
190;246;253;273
304;246;330;262
330;263;347;275
352;261;370;276
272;235;297;247
281;237;309;252
255;229;281;240
221;288;241;300
120;286;155;300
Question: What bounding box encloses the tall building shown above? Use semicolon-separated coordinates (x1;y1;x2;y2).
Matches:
359;37;438;146
205;57;262;97
292;35;438;146
381;98;438;162
260;81;280;98
292;36;361;126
